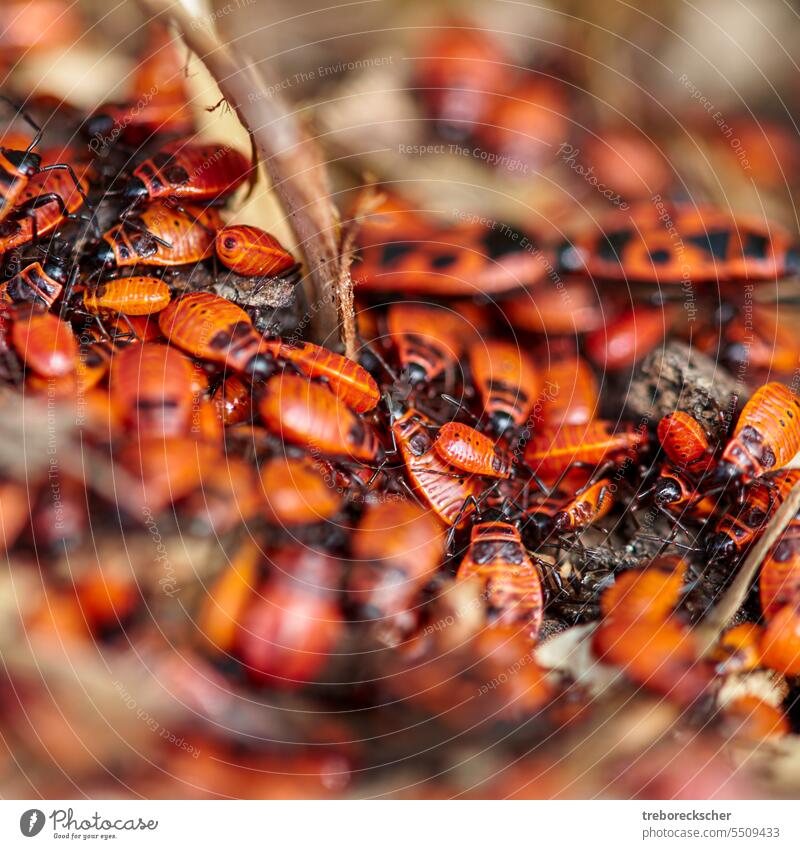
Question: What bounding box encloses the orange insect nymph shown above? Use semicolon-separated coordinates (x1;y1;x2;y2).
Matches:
83;277;171;316
456;520;543;641
433;421;511;479
125;141;250;203
717;382;800;483
158;292;273;378
391;406;482;526
657;411;712;475
262;337;380;413
524;419;645;481
552;478;614;531
469;338;539;435
259;373;382;463
215;225;296;277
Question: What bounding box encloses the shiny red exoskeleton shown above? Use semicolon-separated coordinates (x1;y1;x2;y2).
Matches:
469;338;540;436
657;411;713;475
158;292;273;377
259;373;382;463
391;406;482;526
125;141;250;203
261;337;379;413
109;342;197;438
552;478;614;531
456;521;544;642
215;225;296;277
96;203;222;268
715;382;800;485
386;302;464;385
433;421;511;479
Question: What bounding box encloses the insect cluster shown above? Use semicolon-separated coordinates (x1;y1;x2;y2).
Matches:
3;15;800;800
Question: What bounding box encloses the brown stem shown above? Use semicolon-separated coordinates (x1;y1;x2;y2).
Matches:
135;0;342;345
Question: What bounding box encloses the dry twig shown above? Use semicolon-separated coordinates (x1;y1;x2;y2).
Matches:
135;0;345;345
696;481;800;655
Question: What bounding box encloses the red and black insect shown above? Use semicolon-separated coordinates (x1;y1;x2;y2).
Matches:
557;203;800;284
259;373;382;463
347;499;445;626
456;520;544;642
95;203;222;268
647;464;715;521
658;411;714;476
124;141;250;203
2;246;74;309
712;382;800;488
236;546;345;689
521;476;615;546
390;405;482;526
261;337;380;413
0;97;93;235
386;302;464;385
433;421;511;479
215;225;296;277
551;478;614;532
354;220;551;296
0;163;90;253
705;469;800;564
109;342;197;438
469;338;540;436
524;419;645;484
158;291;274;378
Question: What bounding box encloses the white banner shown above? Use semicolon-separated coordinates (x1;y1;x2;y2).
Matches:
0;800;798;848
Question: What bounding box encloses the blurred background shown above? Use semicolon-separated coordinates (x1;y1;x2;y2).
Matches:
3;0;800;801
